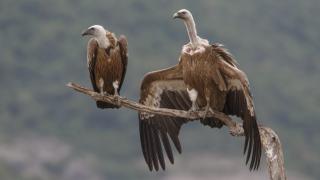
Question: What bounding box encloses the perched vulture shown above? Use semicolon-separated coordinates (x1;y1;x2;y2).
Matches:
138;9;261;171
82;25;128;108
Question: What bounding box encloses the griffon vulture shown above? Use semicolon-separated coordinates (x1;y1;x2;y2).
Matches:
82;25;128;108
138;9;261;171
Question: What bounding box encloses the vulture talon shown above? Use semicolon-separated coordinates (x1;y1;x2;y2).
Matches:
229;123;244;136
202;103;210;120
113;94;121;107
188;101;199;115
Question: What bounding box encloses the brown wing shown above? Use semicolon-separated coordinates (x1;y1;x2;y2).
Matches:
117;35;128;92
212;43;238;67
211;44;261;170
139;65;192;171
215;49;261;170
87;38;99;92
87;38;118;108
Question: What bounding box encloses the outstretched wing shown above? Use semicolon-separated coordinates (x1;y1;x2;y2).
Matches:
223;77;261;170
215;45;262;170
87;38;99;92
118;35;128;91
139;65;192;171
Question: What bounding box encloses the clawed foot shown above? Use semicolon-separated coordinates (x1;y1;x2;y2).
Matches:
113;92;121;106
188;103;199;116
229;123;244;136
202;104;210;120
100;91;107;96
188;109;196;116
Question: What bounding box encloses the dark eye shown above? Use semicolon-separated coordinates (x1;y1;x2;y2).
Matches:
90;27;94;31
182;11;186;14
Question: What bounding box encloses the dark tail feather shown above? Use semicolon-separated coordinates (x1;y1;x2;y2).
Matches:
96;101;119;109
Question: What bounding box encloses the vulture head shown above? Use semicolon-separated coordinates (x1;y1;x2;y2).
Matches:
173;9;193;20
81;25;106;38
82;25;110;48
173;9;205;50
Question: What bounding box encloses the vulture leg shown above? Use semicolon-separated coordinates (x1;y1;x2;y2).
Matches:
202;92;211;120
190;101;198;112
202;102;210;120
99;78;107;95
112;80;121;106
187;88;199;113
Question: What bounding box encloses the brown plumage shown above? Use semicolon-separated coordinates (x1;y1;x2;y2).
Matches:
138;9;261;171
82;25;128;109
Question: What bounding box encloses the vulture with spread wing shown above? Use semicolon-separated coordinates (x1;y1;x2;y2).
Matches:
138;9;261;171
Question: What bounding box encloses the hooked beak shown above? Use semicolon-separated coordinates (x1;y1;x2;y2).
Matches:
81;29;92;37
173;12;180;19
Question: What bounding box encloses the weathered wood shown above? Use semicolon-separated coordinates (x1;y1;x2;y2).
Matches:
260;127;287;180
67;82;286;180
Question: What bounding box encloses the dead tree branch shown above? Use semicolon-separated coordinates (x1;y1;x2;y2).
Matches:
67;82;286;180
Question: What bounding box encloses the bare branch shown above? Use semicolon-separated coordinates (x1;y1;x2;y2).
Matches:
67;82;286;180
260;127;287;180
66;82;236;127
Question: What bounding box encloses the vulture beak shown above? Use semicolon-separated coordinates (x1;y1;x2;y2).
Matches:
81;29;92;36
173;12;180;19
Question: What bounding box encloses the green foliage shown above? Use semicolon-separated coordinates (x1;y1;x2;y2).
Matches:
0;0;319;179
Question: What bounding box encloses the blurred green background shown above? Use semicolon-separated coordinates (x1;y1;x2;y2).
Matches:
0;0;319;179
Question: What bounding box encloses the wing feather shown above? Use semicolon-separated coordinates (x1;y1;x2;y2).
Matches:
139;65;191;171
145;124;154;170
223;73;262;170
154;129;165;170
212;43;238;66
160;131;174;164
87;39;99;92
212;44;261;170
149;125;160;171
118;35;128;91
